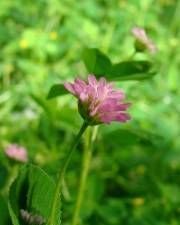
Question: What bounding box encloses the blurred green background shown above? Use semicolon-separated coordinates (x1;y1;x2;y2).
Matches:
0;0;180;224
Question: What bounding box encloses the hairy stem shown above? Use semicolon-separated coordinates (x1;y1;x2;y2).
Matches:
71;126;98;225
48;121;88;225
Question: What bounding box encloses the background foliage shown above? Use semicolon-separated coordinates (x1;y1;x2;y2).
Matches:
0;0;180;224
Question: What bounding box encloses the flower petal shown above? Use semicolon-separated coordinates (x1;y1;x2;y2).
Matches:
88;74;97;86
64;82;76;95
115;113;131;122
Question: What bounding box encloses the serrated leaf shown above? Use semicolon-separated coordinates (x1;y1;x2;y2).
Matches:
47;84;69;99
8;204;19;225
8;164;61;225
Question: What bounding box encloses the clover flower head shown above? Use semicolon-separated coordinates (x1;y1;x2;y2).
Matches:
64;75;131;125
131;27;157;54
19;39;28;49
20;209;45;225
5;144;28;163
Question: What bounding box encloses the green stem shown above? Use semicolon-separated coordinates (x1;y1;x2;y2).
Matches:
48;121;88;225
71;126;98;225
2;164;19;196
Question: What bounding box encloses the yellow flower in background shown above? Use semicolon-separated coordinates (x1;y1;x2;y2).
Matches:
50;31;58;40
131;197;145;207
19;39;28;49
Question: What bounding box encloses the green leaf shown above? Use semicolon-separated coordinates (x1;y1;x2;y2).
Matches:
8;204;19;225
0;195;11;225
103;129;140;146
109;61;156;81
47;84;69;99
82;48;112;75
8;164;61;225
82;48;157;81
0;163;8;189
